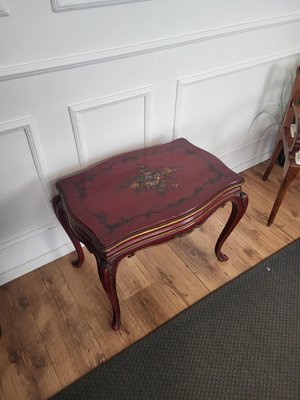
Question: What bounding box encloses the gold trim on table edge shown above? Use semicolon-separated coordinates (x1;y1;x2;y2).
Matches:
64;183;242;255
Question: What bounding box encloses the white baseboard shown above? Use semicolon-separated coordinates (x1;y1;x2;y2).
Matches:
0;242;75;285
216;132;276;173
231;151;272;173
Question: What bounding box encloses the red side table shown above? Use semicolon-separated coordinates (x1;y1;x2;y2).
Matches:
53;138;248;329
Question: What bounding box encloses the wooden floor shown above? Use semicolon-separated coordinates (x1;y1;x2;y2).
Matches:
0;161;300;400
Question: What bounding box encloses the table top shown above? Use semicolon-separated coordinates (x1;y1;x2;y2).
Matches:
56;138;243;250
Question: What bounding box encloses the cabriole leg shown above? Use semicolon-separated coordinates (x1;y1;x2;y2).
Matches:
96;256;121;330
215;191;248;262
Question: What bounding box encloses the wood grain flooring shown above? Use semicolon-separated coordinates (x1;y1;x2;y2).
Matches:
0;161;299;400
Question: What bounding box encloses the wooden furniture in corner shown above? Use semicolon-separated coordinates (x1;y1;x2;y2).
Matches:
262;67;300;226
53;138;248;329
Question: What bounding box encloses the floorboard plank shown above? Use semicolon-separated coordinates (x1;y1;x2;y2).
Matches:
0;383;6;400
169;217;261;291
19;263;105;394
58;250;147;359
137;244;210;305
0;279;61;400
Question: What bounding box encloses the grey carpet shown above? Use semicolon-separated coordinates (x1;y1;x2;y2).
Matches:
51;239;300;400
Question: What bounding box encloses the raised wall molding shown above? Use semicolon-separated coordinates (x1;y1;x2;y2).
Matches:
51;0;151;12
173;50;300;139
1;12;300;81
0;117;54;250
0;0;10;16
69;87;151;168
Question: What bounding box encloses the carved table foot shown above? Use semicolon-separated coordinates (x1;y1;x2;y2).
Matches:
215;192;248;261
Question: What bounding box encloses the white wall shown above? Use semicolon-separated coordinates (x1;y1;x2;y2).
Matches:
1;0;300;284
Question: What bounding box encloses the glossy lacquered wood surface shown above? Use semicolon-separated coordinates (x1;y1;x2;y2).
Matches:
56;138;244;249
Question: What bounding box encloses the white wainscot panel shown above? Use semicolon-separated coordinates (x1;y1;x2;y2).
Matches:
173;58;299;170
0;118;54;250
51;0;151;12
0;0;9;16
69;87;151;168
